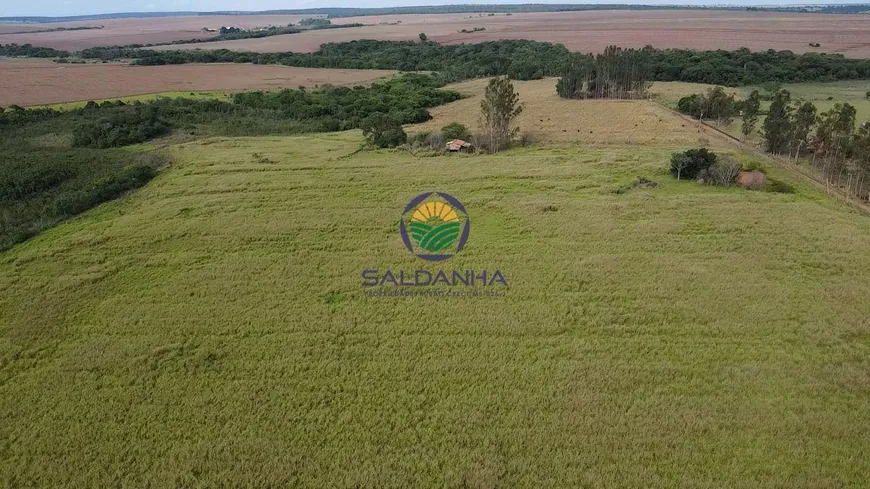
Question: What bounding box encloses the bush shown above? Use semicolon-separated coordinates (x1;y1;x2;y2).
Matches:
763;178;796;194
52;165;156;216
441;122;469;140
408;131;445;151
670;148;717;180
742;160;767;173
518;131;538;147
361;113;407;148
677;94;704;118
707;156;742;186
72;106;169;148
0;161;73;201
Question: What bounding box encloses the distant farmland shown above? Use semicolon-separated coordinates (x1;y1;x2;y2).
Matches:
0;59;395;106
0;15;315;50
151;10;870;57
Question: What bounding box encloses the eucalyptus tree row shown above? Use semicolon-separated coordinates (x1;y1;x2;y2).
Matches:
763;90;870;200
556;46;652;100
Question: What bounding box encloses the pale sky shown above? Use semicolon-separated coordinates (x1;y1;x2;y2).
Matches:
2;1;868;18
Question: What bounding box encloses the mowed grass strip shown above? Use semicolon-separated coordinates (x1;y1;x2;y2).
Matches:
1;132;869;487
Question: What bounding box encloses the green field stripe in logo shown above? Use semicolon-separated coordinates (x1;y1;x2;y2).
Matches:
428;231;460;251
419;221;461;252
409;221;432;243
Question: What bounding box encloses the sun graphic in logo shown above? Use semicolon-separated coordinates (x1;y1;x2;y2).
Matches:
400;192;470;261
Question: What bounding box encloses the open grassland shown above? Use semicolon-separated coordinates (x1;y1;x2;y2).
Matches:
0;59;396;107
0;15;318;50
1;129;869;487
154;10;870;57
409;78;731;148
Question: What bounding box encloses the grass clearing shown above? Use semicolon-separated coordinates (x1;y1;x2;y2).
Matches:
409;78;731;148
1;130;868;487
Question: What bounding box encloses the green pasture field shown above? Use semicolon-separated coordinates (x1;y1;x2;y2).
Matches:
1;131;868;487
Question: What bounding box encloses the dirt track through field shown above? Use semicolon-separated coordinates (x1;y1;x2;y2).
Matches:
0;59;395;106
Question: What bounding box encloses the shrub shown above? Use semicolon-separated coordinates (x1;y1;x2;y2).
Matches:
518;131;538;147
361;113;407;148
763;178;796;194
441;122;470;141
52;165;156;216
72;106;169;148
408;131;445;151
0;162;74;201
677;94;704;118
742;160;767;173
707;156;742;186
670;148;717;180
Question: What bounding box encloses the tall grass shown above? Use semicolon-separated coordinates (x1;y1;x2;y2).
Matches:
1;132;868;487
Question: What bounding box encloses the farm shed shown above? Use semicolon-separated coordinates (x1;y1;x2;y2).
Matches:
446;139;473;152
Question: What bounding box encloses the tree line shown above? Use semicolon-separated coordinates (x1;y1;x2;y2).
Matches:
556;46;652;99
125;43;870;86
761;91;870;200
6;39;870;87
0;43;69;58
676;86;870;201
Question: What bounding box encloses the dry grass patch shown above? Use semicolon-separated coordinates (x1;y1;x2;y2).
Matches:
408;78;730;147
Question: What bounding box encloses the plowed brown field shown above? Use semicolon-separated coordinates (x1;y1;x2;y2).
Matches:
0;15;315;50
152;10;870;58
0;59;395;106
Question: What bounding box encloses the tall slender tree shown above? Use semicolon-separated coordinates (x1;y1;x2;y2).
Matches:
790;101;817;159
479;77;523;153
741;90;761;139
763;90;793;155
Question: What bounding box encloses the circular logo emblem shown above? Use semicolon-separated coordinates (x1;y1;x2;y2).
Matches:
399;192;470;261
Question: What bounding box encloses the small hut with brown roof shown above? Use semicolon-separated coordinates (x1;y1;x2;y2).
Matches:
446;139;473;153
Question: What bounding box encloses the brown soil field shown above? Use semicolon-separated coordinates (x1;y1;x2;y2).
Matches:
0;59;395;106
154;10;870;58
406;78;729;148
0;24;69;34
0;15;318;51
